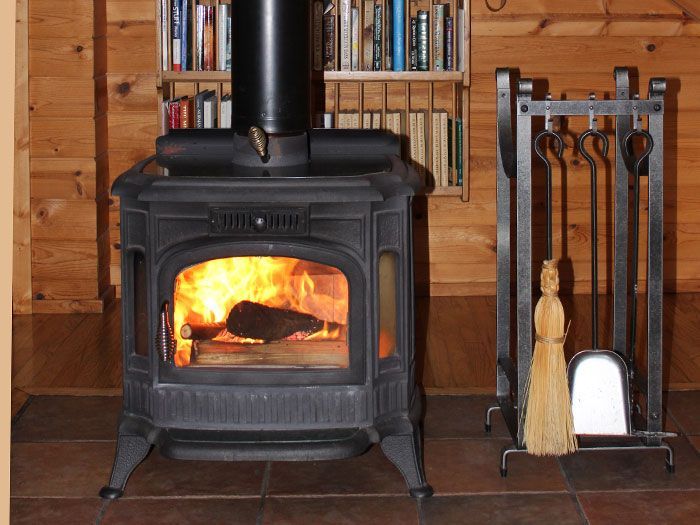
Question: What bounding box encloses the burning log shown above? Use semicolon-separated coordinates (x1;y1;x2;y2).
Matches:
180;322;226;340
226;300;342;342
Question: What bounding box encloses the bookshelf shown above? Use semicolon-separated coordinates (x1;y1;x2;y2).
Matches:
156;0;470;200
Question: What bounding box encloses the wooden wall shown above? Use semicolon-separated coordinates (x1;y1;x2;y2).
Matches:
19;0;700;308
420;0;700;296
26;0;111;312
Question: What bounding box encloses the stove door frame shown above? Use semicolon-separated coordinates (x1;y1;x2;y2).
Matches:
154;239;367;386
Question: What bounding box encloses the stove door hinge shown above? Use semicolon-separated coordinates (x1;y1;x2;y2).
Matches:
156;301;175;364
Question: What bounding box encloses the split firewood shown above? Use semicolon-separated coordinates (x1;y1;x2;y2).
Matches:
226;300;343;342
180;322;226;340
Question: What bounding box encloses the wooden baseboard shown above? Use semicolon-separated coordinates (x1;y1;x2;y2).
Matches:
18;387;122;396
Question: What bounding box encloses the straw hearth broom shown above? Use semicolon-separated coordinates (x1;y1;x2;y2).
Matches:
523;259;577;456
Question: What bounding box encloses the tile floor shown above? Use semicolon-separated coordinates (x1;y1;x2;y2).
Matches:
10;393;700;524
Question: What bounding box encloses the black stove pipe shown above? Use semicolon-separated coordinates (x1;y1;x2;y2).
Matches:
231;0;310;135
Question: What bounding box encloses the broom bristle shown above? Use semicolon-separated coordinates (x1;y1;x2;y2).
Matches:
523;260;577;456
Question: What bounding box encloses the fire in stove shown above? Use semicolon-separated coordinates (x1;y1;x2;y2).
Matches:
173;256;350;368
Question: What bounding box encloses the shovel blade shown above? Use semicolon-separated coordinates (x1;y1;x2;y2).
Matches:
568;350;631;436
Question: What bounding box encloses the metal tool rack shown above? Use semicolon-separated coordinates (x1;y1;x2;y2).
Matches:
486;67;675;475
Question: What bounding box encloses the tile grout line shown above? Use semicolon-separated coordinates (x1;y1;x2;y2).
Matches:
255;462;271;525
416;495;425;525
94;498;112;525
556;457;590;525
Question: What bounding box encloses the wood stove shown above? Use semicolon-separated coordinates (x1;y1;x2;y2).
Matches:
100;0;432;499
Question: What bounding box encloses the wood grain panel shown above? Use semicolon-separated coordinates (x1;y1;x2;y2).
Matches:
30;158;97;200
29;37;94;78
28;0;94;39
106;74;159;112
106;0;156;38
106;36;157;73
106;112;158;150
30;118;95;158
31;200;99;241
29;77;95;117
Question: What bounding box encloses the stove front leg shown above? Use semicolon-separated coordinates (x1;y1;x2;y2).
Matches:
380;423;433;498
99;433;152;499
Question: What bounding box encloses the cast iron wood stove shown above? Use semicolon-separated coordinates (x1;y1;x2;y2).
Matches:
100;0;432;499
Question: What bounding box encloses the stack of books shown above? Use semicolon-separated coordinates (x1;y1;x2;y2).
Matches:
163;91;232;130
162;0;232;72
317;1;465;72
317;110;463;187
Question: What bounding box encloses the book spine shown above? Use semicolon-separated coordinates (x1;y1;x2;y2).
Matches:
362;112;371;129
172;0;182;71
195;92;204;128
362;0;374;71
181;0;188;70
417;112;426;179
180;97;190;128
433;4;445;71
196;5;204;70
205;5;214;71
440;111;449;187
323;14;336;71
313;1;324;71
431;112;441;186
161;0;169;70
409;112;418;169
226;13;231;71
456;117;463;186
409;17;417;71
372;112;381;129
351;7;359;71
416;11;428;71
340;0;352;71
456;8;464;72
447;117;453;182
445;16;453;71
168;100;177;129
373;5;382;71
384;0;392;70
392;0;404;71
217;4;227;71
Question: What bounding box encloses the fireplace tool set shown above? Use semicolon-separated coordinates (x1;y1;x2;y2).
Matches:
486;67;676;475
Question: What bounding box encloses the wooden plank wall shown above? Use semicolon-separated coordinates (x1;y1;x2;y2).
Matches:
27;0;112;312
105;0;159;298
418;0;700;296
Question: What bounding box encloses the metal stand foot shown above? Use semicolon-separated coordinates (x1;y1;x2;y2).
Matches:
100;434;152;499
381;425;433;498
485;405;501;433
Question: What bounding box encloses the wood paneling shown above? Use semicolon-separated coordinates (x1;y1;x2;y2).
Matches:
29;118;96;158
28;0;94;39
14;0;32;313
29;78;95;118
29;37;94;78
30;158;98;200
31;200;100;241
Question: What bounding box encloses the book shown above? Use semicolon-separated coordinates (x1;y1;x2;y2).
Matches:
217;3;229;71
340;0;352;71
168;98;181;129
323;14;336;71
172;0;182;72
220;94;231;128
447;117;453;184
433;4;445;71
445;16;454;71
196;4;204;70
416;11;428;71
439;111;449;187
179;96;190;128
409;112;418;170
391;0;404;71
161;0;170;70
416;111;426;179
363;112;372;129
409;17;417;71
203;92;217;128
195;90;208;128
338;112;360;129
384;0;392;70
181;0;189;71
373;5;382;71
456;6;465;72
362;0;374;71
323;112;333;128
456;117;463;186
204;3;215;71
313;1;324;71
431;111;441;186
351;7;359;71
226;11;231;71
372;112;381;129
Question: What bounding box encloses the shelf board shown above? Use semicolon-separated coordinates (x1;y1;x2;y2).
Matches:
420;186;464;197
161;70;464;83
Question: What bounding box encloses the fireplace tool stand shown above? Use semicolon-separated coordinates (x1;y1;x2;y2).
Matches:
485;67;676;476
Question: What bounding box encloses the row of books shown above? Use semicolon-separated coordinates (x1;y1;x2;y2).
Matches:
163;91;232;130
162;0;231;72
318;110;463;187
317;1;465;72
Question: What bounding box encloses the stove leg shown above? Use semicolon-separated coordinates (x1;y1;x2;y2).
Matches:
99;434;152;500
381;425;433;498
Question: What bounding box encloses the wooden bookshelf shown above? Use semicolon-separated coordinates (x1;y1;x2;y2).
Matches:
156;0;470;200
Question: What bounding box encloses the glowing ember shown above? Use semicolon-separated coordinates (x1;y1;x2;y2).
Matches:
173;257;349;366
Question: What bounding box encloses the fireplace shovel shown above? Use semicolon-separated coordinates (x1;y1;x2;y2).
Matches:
568;115;631;436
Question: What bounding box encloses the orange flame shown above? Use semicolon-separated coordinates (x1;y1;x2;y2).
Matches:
173;257;349;366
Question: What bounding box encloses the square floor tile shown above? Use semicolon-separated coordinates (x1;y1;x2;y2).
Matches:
11;498;107;525
12;396;122;442
11;442;114;498
424;439;568;494
421;494;583;525
423;396;509;439
262;496;419;525
102;498;260;525
578;490;700;525
667;391;700;435
559;437;700;491
267;445;408;496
